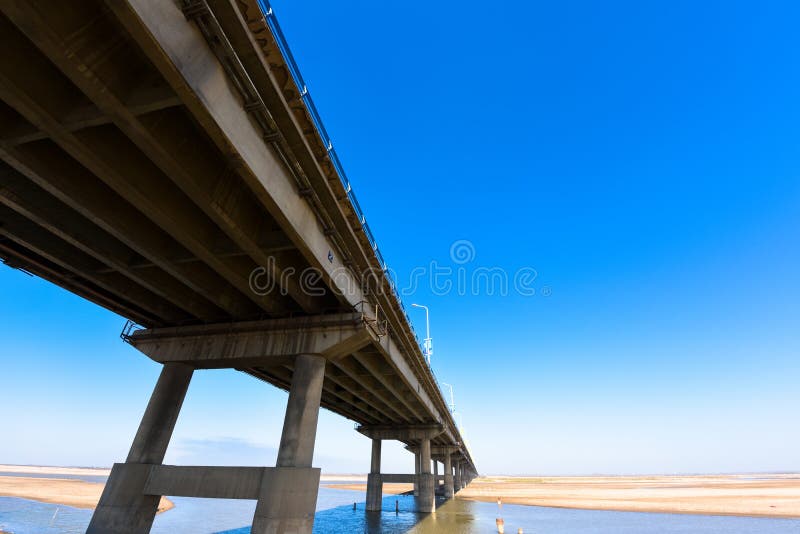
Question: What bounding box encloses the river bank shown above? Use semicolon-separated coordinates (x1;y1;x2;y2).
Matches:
327;474;800;518
0;466;172;513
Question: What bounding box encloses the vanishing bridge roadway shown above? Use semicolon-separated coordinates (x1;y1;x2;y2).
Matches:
0;0;477;532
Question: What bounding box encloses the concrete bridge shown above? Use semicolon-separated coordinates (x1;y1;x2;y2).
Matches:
0;0;477;532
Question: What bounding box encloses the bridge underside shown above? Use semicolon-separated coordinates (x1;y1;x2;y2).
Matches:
0;0;340;327
0;0;476;531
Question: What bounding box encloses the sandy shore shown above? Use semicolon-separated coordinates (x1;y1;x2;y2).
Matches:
459;474;800;518
0;473;173;513
326;482;413;495
328;474;800;518
319;474;369;482
0;465;111;477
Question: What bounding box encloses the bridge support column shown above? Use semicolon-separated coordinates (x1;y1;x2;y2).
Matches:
356;424;444;513
433;459;439;494
413;450;420;496
88;362;193;534
443;452;454;499
366;439;382;511
454;461;462;491
416;438;435;513
252;354;324;534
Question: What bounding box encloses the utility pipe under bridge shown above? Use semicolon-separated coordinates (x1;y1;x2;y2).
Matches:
0;0;477;532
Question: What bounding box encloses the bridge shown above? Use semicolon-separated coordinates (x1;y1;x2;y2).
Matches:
0;0;476;532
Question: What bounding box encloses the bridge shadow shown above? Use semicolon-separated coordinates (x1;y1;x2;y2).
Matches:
215;494;443;534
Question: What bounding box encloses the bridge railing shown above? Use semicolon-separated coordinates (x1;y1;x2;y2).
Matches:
256;1;425;355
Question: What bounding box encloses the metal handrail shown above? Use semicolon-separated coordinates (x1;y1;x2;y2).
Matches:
256;0;423;352
120;319;143;344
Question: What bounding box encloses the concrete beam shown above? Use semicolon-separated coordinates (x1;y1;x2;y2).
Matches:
144;465;264;499
0;165;226;322
325;363;402;423
0;0;319;313
0;16;273;318
0;238;156;327
0;84;181;147
0;140;251;321
330;358;407;422
430;445;460;456
127;313;376;368
357;424;443;441
103;0;366;312
352;352;426;423
378;474;417;484
0;206;190;325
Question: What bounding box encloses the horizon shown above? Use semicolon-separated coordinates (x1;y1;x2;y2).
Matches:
2;0;800;477
0;463;800;478
3;463;799;478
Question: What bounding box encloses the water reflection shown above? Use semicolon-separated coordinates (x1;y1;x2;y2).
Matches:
410;497;800;534
312;495;421;534
219;494;800;534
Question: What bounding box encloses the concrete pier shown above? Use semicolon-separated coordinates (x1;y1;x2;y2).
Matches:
366;439;382;511
358;424;445;514
88;353;326;534
417;437;435;513
252;354;325;533
413;450;420;496
444;451;454;498
88;363;193;533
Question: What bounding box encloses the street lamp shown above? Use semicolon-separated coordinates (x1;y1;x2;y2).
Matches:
411;303;432;364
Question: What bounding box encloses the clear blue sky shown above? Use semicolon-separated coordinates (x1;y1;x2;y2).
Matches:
2;0;799;475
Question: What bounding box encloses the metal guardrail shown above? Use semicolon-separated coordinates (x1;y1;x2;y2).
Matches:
255;1;425;353
120;319;144;344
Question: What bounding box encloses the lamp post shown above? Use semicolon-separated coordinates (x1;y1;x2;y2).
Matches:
411;303;432;365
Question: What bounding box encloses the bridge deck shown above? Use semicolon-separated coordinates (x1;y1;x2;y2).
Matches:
0;0;473;470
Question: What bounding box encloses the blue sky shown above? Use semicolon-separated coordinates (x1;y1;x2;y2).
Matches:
2;0;800;475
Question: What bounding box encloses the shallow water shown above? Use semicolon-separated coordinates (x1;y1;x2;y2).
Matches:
1;481;799;533
409;497;800;534
0;484;366;534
